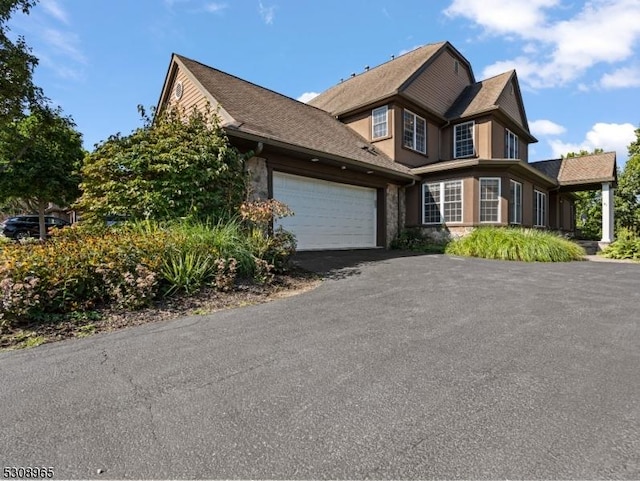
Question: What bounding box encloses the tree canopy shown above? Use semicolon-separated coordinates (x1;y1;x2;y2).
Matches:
0;108;84;238
76;106;248;224
0;0;42;129
615;127;640;234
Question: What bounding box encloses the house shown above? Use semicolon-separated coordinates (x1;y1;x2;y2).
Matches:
157;41;617;250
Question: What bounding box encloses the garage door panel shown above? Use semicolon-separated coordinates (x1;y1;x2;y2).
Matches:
273;172;377;250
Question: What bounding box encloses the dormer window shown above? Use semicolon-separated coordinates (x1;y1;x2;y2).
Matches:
403;109;426;153
454;121;474;158
372;106;388;139
505;129;519;159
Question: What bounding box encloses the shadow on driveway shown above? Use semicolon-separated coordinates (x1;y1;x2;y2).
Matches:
292;248;430;277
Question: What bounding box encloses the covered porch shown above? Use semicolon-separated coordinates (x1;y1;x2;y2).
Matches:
531;152;617;244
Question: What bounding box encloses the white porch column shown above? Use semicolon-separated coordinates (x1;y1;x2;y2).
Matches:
601;182;614;243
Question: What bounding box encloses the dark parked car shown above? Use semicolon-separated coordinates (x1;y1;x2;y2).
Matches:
0;215;70;240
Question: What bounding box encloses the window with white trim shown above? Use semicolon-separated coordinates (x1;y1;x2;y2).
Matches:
509;180;522;224
505;129;519;159
423;180;463;224
480;178;501;223
403;110;426;153
454;121;474;158
372;106;388;139
534;190;546;227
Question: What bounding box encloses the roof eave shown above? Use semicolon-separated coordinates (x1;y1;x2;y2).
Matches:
559;177;617;187
411;158;558;186
226;128;418;181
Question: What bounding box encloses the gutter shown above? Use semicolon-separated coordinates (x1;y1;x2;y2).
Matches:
227;128;419;182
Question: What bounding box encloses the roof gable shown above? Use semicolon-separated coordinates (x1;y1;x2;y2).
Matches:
159;54;413;177
446;71;534;140
309;42;471;116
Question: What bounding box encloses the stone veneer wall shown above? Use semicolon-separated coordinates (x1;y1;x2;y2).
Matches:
386;184;407;247
245;157;268;201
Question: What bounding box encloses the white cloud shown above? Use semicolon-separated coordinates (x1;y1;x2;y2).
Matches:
600;66;640;89
43;28;86;64
444;0;559;34
446;0;640;89
549;122;636;161
204;2;227;13
40;0;69;24
258;1;275;25
297;92;319;103
530;119;566;136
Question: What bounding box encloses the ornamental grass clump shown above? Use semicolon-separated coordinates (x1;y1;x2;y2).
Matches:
445;227;585;262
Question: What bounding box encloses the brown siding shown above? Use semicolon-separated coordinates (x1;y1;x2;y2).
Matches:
562;195;574;231
402;49;473;116
522;181;534;227
167;67;209;113
341;105;396;160
497;79;525;129
492;121;505;159
463;177;476;225
405;183;422;225
476;119;492;159
441;127;453;160
519;137;528;163
442;116;491;161
392;104;439;167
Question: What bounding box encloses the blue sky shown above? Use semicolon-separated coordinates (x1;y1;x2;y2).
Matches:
9;0;640;166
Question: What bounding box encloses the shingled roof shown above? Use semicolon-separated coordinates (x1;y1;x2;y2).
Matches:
530;152;617;187
445;70;534;140
445;71;513;120
174;55;413;177
308;42;448;116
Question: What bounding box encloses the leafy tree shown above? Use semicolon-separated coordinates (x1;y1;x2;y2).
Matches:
0;108;84;239
563;149;604;240
0;0;42;129
574;190;602;240
615;127;640;234
77;106;248;225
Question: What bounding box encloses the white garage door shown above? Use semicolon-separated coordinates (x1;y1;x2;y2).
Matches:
273;172;377;250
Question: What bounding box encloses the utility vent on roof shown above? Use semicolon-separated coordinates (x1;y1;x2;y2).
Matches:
174;81;183;100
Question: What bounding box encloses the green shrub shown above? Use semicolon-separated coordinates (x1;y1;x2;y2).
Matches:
445;227;585;262
601;228;640;260
0;213;297;325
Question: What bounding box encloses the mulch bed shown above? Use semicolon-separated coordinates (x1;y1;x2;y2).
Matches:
0;269;321;351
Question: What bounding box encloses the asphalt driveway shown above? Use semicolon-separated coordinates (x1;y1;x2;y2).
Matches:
1;253;639;479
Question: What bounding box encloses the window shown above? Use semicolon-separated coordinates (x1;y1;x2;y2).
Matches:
403;110;426;153
454;60;459;75
423;180;463;224
505;129;519;159
454;121;474;158
534;190;546;227
509;180;522;224
480;178;501;223
372;106;388;139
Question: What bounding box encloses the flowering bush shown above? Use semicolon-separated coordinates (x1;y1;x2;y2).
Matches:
0;214;298;326
241;199;296;274
240;199;293;227
0;226;170;324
